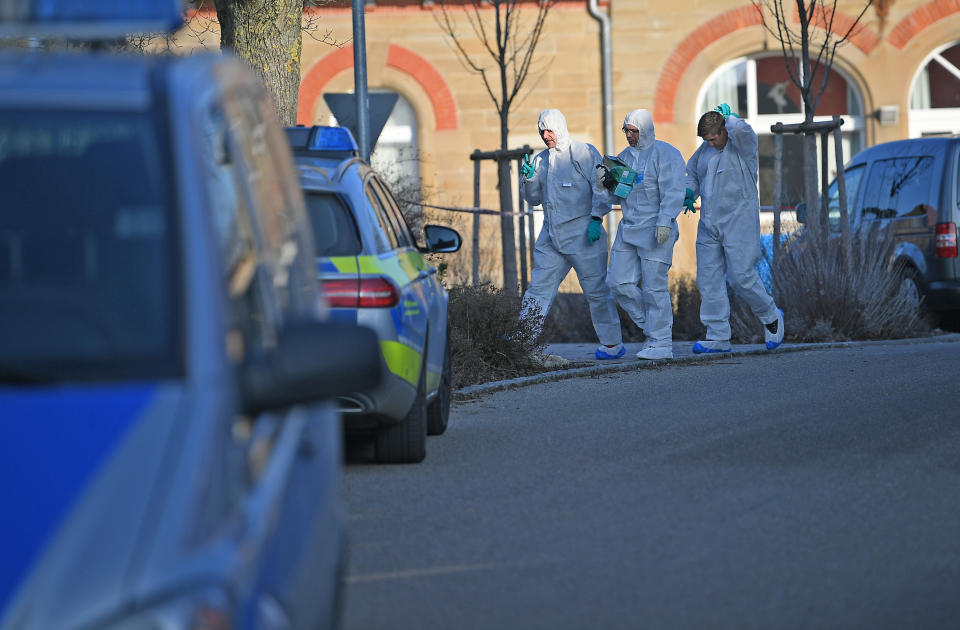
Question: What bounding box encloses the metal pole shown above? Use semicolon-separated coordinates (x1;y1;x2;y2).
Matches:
472;152;481;285
773;132;783;273
820;129;830;236
587;0;615;249
516;157;528;293
833;116;851;269
351;0;370;160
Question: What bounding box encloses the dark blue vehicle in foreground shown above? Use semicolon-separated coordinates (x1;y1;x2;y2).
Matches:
0;6;381;629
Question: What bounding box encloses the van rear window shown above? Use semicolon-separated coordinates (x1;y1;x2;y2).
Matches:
862;156;935;219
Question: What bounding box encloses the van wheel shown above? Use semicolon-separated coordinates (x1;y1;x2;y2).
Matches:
427;330;451;436
894;265;923;314
375;356;427;464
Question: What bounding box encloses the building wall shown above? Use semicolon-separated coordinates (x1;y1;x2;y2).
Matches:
201;0;960;286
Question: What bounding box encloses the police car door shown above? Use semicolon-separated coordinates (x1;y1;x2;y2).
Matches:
364;177;429;369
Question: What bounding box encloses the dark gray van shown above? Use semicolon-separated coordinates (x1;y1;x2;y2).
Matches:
827;136;960;325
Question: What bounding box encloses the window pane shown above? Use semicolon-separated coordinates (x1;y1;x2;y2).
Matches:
929;44;960;109
755;57;802;115
0;109;180;380
758;133;806;208
860;158;934;220
827;164;864;230
304;192;361;256
372;178;414;247
698;61;746;118
364;184;398;252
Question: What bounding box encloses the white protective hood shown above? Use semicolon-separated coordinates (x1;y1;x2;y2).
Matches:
538;109;571;152
623;108;655;150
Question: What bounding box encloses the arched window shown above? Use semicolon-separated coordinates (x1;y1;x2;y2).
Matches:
326;91;421;228
370;91;419;190
909;41;960;137
696;55;865;215
369;92;421;234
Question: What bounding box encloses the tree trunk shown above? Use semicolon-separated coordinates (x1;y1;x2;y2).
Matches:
803;132;820;240
214;0;303;126
499;114;518;294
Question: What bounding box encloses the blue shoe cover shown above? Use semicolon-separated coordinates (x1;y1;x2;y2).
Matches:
692;341;732;354
595;344;626;360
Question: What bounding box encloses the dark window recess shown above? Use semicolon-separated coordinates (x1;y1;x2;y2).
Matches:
305;192;362;256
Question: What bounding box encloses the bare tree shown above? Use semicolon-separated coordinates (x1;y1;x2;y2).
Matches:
753;0;872;237
434;0;555;294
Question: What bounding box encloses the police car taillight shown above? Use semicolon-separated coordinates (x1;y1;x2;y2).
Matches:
322;278;360;308
322;276;399;308
357;277;400;308
936;223;957;258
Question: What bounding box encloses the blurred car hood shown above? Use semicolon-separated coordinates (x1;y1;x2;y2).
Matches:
0;384;184;630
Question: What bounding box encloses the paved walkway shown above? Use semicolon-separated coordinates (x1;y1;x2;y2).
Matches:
452;333;960;399
543;340;770;365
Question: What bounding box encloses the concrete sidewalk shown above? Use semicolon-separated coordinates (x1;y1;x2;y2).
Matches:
453;333;960;400
543;340;770;365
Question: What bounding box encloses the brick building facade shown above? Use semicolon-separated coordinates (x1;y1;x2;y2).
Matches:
204;0;960;285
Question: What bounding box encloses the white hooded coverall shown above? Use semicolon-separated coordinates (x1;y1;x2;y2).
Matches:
520;109;622;346
686;116;779;342
597;109;685;349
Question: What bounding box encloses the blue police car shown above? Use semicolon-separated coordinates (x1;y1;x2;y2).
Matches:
287;125;463;464
0;5;381;630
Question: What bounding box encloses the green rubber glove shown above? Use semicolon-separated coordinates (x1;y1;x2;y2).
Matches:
682;187;696;214
521;153;535;179
713;102;739;119
587;217;603;244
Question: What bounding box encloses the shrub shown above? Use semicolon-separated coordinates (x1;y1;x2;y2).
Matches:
541;293;645;343
447;283;546;388
768;224;930;341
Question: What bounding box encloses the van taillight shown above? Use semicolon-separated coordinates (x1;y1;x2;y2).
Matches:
322;276;400;308
936;222;958;258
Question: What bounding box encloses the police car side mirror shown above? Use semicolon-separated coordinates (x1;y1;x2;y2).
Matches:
240;321;382;416
421;224;462;253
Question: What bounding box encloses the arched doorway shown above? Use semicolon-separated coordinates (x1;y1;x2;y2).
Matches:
696;54;865;221
909;40;960;137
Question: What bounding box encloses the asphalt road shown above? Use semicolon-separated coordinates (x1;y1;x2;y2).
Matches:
340;341;960;630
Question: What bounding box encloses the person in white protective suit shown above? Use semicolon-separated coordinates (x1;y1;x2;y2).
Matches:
594;109;685;360
519;109;625;360
685;104;785;353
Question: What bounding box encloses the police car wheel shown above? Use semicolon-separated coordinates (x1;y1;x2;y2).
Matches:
427;332;451;436
376;354;428;463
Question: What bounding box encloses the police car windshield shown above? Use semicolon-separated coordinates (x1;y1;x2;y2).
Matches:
0;109;182;381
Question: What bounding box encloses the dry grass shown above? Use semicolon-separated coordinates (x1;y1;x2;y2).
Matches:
766;224;930;341
447;283;546;389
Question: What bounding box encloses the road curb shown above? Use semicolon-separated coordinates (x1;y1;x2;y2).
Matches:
452;333;960;400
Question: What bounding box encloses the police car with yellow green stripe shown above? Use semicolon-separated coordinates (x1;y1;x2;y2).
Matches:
287;126;462;464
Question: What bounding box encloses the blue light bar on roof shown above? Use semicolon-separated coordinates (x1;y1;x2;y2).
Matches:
309;126;359;153
0;0;184;37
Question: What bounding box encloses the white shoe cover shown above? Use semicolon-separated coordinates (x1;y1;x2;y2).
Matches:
636;346;673;360
764;309;785;350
